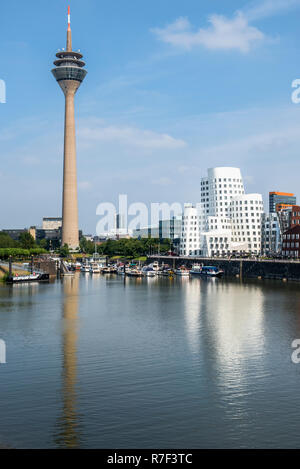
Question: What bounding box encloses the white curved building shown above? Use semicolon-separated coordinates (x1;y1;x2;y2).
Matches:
180;167;264;257
230;193;263;254
180;204;204;256
201;167;245;218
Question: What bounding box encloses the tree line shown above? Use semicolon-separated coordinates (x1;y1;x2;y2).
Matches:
80;237;171;258
0;232;46;258
0;231;172;259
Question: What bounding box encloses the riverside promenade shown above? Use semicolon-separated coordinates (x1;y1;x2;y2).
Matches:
148;255;300;281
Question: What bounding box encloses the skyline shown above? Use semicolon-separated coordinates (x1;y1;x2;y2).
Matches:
1;0;300;233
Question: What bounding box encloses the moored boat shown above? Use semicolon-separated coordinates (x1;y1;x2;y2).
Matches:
142;266;156;277
7;273;50;284
175;266;190;276
90;262;101;274
190;264;224;278
81;262;90;273
101;266;115;274
126;268;143;278
117;264;126;275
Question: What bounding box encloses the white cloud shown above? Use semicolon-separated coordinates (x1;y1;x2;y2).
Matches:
245;0;300;21
152;177;173;186
22;156;40;166
78;122;186;150
202;125;300;159
79;181;92;191
152;12;265;53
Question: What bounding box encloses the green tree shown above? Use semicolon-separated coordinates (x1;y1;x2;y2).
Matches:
80;237;95;254
19;232;36;249
38;239;48;250
60;244;70;258
93;237;172;259
0;233;18;248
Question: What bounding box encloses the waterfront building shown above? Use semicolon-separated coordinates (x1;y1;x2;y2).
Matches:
290;205;300;228
1;226;60;246
159;217;182;240
132;226;158;238
200;230;233;258
115;214;125;231
51;7;87;250
42;218;62;231
132;217;181;243
180;204;203;256
269;192;296;213
35;228;62;249
1;229;28;241
261;213;282;256
282;225;300;258
230;194;264;255
277;207;292;233
83;234;94;242
112;213;130;238
180;168;264;257
200;167;245;218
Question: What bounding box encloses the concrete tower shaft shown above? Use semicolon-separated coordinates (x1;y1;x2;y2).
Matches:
51;7;87;250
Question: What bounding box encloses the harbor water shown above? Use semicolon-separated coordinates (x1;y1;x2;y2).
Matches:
0;274;300;448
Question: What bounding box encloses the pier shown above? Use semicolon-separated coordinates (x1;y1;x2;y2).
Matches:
148;255;300;281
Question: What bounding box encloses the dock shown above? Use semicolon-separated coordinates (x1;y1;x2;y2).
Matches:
147;255;300;281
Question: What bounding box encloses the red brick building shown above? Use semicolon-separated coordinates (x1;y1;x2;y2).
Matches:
282;225;300;258
290;205;300;228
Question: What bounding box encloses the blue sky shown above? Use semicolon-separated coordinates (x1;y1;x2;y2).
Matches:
1;0;300;233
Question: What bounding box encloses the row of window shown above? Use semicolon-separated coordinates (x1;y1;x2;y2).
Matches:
283;234;300;240
282;243;300;248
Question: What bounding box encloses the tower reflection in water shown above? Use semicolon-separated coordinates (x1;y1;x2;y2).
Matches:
56;274;81;448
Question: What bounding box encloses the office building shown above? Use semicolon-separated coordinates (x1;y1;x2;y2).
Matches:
282;225;300;258
180;167;264;257
261;213;282;256
269;192;296;213
42;218;62;230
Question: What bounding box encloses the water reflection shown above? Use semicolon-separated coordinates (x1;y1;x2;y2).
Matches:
208;282;264;407
55;274;80;448
182;278;202;355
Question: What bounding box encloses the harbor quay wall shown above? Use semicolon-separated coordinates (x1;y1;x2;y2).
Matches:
33;259;57;278
147;256;300;281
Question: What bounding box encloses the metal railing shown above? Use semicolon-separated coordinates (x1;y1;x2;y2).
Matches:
148;255;300;264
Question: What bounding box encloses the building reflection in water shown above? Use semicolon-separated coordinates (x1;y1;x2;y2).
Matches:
55;274;81;448
183;279;265;387
181;277;202;355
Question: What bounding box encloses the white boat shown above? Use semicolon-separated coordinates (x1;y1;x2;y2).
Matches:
7;273;49;284
147;261;160;273
190;264;224;278
175;266;190;276
142;266;156;277
81;263;90;273
117;265;126;275
126;268;143;277
90;262;101;274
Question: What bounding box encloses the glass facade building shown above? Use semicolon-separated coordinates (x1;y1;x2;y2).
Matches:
269;192;296;213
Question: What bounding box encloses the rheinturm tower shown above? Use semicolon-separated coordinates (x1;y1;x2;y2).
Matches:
52;7;87;250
